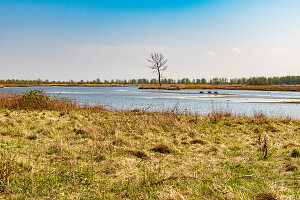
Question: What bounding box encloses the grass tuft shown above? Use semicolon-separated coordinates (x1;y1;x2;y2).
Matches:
26;135;37;140
282;142;298;148
190;139;207;145
150;144;172;154
290;148;300;158
254;191;279;200
128;149;149;159
74;128;88;135
0;132;17;137
285;163;298;172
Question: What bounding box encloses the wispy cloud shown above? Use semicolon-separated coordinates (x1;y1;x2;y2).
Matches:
257;48;288;56
266;48;287;54
231;48;240;55
207;51;216;56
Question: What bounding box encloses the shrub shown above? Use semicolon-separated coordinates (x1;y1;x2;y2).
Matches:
0;90;77;111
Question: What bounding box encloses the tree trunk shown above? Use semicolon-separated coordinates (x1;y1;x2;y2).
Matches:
158;69;161;86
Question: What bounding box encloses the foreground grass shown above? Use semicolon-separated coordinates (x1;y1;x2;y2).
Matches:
0;109;299;199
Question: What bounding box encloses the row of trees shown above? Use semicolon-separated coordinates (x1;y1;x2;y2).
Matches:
0;76;299;85
144;53;299;85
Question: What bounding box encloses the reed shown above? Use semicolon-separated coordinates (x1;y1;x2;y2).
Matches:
139;84;300;91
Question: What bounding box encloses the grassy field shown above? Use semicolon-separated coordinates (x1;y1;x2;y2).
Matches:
0;108;299;199
0;91;299;199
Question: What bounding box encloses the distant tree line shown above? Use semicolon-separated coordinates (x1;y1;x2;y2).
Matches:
0;76;299;85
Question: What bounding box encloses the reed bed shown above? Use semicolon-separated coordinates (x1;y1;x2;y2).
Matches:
139;84;300;91
0;90;77;110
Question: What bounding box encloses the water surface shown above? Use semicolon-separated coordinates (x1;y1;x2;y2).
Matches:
1;86;299;119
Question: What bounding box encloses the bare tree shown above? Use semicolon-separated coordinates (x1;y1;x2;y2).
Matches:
146;53;168;86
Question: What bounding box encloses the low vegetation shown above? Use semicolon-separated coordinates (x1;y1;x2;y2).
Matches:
1;75;299;85
0;83;135;88
0;90;77;110
1;83;299;92
139;84;300;91
0;91;299;199
1;76;299;92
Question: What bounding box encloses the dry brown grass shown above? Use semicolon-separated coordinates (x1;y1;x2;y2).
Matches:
0;90;77;111
0;101;299;199
139;84;300;91
128;149;149;159
0;152;15;193
254;192;279;200
291;149;300;157
285;163;298;172
150;144;172;154
190;139;207;145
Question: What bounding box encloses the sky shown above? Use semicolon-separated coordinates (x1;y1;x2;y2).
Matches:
0;0;300;81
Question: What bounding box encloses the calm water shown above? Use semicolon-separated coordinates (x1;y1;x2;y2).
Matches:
1;86;299;119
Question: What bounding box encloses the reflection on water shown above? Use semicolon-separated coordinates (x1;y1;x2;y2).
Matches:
0;86;299;119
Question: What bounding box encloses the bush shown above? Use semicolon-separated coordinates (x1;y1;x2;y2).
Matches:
0;90;77;111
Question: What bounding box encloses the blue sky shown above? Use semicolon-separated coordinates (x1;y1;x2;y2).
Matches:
0;0;299;80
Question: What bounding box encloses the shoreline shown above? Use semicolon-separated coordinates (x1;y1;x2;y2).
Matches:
139;84;300;92
0;83;299;91
0;83;136;88
249;101;300;104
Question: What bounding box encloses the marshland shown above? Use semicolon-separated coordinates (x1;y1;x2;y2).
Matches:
0;90;299;199
2;0;300;199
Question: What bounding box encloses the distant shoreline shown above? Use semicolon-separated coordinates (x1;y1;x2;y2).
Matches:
139;84;300;91
0;84;299;92
0;83;136;88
